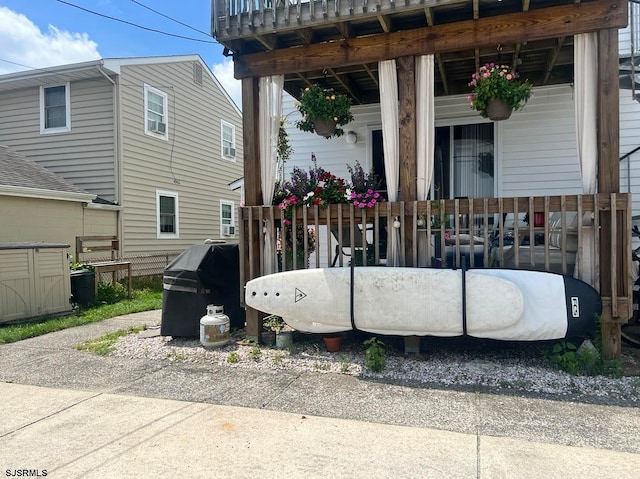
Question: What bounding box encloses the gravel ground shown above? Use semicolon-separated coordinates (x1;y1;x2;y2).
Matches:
110;328;640;405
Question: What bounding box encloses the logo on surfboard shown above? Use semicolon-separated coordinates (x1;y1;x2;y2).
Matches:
295;288;307;303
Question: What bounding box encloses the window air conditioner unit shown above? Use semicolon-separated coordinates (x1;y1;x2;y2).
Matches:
223;146;236;157
148;120;166;134
222;224;235;236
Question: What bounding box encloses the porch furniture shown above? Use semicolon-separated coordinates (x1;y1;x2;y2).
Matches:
490;212;579;274
330;223;384;266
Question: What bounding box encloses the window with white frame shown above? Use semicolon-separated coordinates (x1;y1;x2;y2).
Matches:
40;83;70;134
144;84;168;139
156;190;179;238
220;200;235;236
221;121;236;159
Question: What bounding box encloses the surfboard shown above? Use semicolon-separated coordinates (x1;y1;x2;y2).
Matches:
245;267;600;340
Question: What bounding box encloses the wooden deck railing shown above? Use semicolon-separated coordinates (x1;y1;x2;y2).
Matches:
240;193;633;319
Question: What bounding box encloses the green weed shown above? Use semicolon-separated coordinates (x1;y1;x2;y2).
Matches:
75;326;144;356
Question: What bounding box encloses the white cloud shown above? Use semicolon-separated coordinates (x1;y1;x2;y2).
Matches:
0;7;101;74
212;58;242;110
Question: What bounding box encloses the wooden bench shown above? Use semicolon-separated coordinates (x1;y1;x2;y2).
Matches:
75;236;132;299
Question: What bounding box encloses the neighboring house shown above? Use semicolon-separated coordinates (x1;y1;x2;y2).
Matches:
0;55;243;264
0;144;102;248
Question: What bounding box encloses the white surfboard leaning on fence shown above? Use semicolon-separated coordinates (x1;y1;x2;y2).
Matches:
245;267;600;341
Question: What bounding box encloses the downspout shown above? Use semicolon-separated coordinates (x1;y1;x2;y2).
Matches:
98;64;124;258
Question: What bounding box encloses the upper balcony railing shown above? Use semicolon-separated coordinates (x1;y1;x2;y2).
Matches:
211;0;441;39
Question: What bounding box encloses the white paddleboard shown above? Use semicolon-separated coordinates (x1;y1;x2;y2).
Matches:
246;267;528;336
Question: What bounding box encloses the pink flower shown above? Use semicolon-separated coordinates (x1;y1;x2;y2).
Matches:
506;74;513;80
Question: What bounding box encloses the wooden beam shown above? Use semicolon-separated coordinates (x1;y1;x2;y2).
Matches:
336;20;352;38
327;68;363;103
512;0;531;71
364;63;379;87
296;28;315;44
377;14;392;33
542;37;566;84
254;33;277;51
234;0;627;79
241;77;262;342
424;7;449;96
397;56;417;266
597;28;623;360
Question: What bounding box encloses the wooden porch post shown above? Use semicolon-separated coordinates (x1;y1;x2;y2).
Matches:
242;77;262;341
597;28;623;359
397;56;417;266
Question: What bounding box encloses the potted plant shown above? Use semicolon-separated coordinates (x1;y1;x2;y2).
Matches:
263;315;294;349
295;84;354;138
323;333;342;352
468;63;533;121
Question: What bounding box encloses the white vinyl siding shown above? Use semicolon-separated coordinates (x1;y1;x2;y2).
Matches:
156;190;179;238
282;85;583;201
40;83;70;134
221;120;236;159
144;84;168;140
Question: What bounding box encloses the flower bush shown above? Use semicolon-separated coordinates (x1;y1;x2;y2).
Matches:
295;84;354;138
273;158;387;268
468;63;532;117
347;161;385;209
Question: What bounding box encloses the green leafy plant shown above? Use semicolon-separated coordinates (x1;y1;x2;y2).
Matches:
278;117;293;163
97;281;128;304
295;84;354;138
249;344;262;361
547;339;621;377
340;354;350;373
468;63;532;117
363;337;386;372
68;255;95;273
75;325;144;356
273;353;284;366
264;315;285;334
227;351;239;363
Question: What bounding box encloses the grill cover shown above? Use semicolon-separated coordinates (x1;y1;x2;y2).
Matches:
161;244;244;337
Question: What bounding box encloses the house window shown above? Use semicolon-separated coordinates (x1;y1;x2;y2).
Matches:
144;84;168;139
156;190;179;238
221;121;236;159
220;200;235;236
40;83;70;134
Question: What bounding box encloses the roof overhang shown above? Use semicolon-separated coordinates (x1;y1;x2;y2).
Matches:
0;185;96;203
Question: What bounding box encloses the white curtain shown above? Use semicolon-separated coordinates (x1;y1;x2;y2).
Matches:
574;33;598;287
259;75;284;274
379;59;401;266
416;55;435;266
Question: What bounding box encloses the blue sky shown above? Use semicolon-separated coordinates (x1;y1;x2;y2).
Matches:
0;0;241;107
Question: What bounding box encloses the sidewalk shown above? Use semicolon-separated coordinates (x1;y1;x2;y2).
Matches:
1;310;639;478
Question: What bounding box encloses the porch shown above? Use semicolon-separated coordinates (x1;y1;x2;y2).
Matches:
240;194;633;341
212;0;631;357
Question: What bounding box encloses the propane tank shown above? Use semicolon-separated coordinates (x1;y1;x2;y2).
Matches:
200;304;230;347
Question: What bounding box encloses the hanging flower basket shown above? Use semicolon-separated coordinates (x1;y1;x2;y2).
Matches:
312;118;337;137
295;84;354;139
484;99;513;121
468;63;532;121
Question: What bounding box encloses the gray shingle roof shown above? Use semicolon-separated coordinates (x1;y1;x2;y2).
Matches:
0;145;90;195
